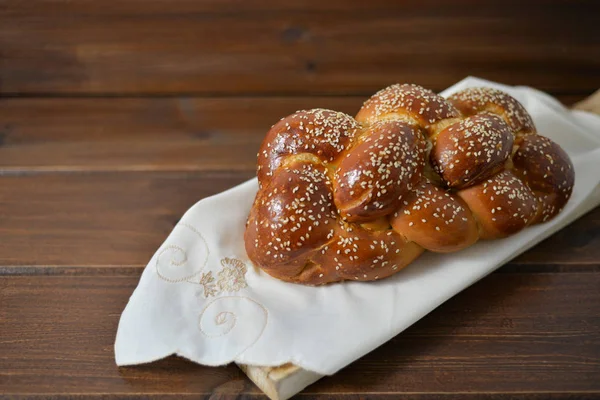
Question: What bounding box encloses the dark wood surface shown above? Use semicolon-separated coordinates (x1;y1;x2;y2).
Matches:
1;0;599;398
2;273;600;397
1;1;599;95
0;95;589;172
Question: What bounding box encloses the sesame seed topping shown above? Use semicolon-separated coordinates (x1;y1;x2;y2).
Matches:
250;83;572;285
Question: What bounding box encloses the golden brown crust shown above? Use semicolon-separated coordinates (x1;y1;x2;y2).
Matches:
246;84;574;285
333;120;426;222
448;87;536;135
458;170;539;239
430;113;513;188
307;222;424;284
256;109;359;184
245;161;338;279
431;113;514;188
390;180;479;252
512;135;575;222
355;84;460;135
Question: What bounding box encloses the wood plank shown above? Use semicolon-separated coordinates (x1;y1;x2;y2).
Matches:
0;94;589;172
4;0;590;15
0;172;253;267
512;207;600;266
0;97;363;172
1;273;599;397
0;172;597;269
1;1;598;95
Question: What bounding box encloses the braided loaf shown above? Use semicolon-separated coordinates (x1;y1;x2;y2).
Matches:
245;84;574;285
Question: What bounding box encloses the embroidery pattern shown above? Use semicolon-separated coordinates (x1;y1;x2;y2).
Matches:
198;296;269;359
198;271;218;298
217;257;248;293
155;223;209;283
196;257;248;298
153;221;267;360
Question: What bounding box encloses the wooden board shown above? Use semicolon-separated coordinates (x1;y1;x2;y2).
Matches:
1;1;598;95
1;273;600;397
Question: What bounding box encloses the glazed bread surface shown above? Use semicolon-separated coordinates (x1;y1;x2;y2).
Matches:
245;84;575;285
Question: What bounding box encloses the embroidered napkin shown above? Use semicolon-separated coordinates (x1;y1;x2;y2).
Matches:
115;77;600;375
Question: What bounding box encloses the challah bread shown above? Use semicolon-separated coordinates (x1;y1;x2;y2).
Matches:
245;84;574;285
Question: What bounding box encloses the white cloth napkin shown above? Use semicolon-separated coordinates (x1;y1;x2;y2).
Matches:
115;77;600;375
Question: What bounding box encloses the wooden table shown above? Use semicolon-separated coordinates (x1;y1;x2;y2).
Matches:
1;1;599;398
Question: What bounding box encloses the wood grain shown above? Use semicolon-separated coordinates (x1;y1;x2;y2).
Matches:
0;172;597;270
1;1;598;95
0;172;253;267
0;97;363;172
0;95;589;173
1;1;599;398
4;0;593;15
1;273;599;397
